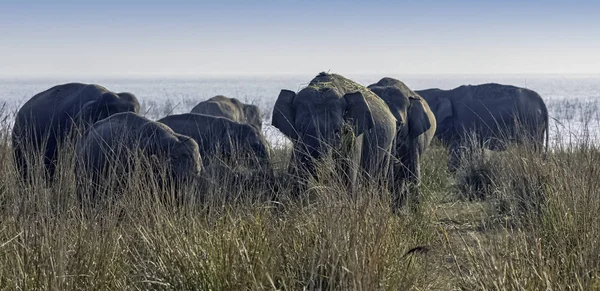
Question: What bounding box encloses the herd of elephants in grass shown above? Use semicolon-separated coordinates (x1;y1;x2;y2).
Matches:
11;72;549;211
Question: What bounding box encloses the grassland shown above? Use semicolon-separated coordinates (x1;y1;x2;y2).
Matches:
1;104;599;290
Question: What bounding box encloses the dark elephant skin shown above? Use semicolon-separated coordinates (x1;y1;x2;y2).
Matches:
158;113;272;173
191;95;263;131
368;77;436;208
75;112;202;202
12;83;140;181
272;72;396;186
417;83;549;170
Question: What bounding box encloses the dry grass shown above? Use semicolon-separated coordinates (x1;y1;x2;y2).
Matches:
1;103;600;290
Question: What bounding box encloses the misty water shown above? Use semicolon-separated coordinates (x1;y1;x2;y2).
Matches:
1;74;599;148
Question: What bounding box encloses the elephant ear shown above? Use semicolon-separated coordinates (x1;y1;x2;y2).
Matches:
435;97;453;125
243;104;262;129
172;135;202;171
408;98;432;137
381;86;409;125
343;91;375;136
272;90;297;140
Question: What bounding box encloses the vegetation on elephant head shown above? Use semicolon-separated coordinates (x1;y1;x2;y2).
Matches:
306;72;372;97
272;72;378;155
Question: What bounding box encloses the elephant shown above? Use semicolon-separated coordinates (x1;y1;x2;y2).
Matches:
157;113;272;174
416;83;549;171
368;77;436;208
12;83;140;182
191;95;263;131
75;112;202;204
272;72;396;190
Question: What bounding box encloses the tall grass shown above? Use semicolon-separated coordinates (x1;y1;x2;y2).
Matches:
0;106;436;290
444;139;600;290
1;101;600;290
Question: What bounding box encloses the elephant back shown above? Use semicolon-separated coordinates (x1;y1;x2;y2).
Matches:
192;96;238;119
452;83;525;102
16;83;106;122
28;83;104;104
191;95;262;130
368;78;422;107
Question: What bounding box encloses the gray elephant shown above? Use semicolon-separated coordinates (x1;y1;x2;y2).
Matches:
12;83;140;182
368;77;436;207
416;83;549;171
157;113;272;173
272;72;396;189
191;95;263;131
75;112;202;203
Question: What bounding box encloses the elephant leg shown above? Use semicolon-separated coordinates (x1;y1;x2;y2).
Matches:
340;134;363;196
15;135;51;184
404;139;423;208
287;148;307;197
359;133;384;180
13;143;30;183
391;173;407;213
390;139;419;211
384;141;394;184
44;143;58;183
533;126;546;153
335;151;355;194
363;127;395;190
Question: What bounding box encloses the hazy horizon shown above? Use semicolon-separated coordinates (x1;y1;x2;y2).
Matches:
2;0;599;78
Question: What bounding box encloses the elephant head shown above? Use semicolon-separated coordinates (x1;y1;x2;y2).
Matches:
221;122;272;173
272;86;374;174
75;92;140;125
417;89;452;137
136;122;202;185
242;104;263;130
368;80;431;143
168;134;203;183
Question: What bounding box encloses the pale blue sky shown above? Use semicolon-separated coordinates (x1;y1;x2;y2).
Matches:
1;0;599;77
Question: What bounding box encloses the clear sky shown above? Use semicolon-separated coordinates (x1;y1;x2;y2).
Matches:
1;0;599;77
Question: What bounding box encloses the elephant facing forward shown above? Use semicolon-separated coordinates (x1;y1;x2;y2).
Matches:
191;95;263;131
272;72;396;191
368;77;436;208
417;83;549;171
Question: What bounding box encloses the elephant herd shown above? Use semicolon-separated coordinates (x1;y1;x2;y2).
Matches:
11;72;549;211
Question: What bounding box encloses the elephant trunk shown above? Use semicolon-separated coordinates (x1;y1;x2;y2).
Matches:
170;139;203;186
